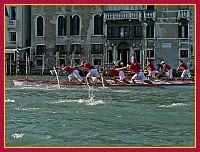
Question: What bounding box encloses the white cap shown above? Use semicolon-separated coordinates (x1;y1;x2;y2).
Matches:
161;61;165;64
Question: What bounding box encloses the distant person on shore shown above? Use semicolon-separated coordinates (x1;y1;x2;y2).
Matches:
177;60;191;79
160;61;173;79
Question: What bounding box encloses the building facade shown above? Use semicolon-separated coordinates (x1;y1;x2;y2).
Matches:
5;5;31;75
6;5;195;75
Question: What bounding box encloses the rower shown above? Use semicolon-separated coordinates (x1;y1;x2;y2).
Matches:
160;61;173;79
106;66;130;84
79;60;102;85
59;64;84;83
177;60;191;80
127;60;152;84
146;59;156;79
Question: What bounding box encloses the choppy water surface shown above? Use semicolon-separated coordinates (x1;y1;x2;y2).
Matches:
5;76;195;147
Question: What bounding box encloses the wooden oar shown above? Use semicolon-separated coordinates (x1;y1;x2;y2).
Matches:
53;67;60;89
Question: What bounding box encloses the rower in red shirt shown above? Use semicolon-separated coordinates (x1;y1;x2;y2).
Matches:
107;67;130;84
177;60;191;79
60;64;84;83
160;61;173;78
127;60;152;84
146;59;156;78
79;60;101;85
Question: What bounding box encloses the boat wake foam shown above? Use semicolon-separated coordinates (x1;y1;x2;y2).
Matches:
158;103;187;108
54;98;105;106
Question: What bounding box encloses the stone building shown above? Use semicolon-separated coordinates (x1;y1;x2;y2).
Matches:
5;5;31;75
23;5;196;74
31;5;195;73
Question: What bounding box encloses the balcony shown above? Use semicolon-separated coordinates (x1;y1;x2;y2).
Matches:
104;11;142;21
7;20;18;28
6;41;17;48
144;11;156;20
178;10;190;19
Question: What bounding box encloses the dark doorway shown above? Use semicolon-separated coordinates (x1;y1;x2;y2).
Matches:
117;49;129;66
118;42;129;67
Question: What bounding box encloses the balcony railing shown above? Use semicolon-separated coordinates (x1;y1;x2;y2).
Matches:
178;10;190;19
7;20;18;28
104;11;142;20
6;41;17;48
144;11;156;20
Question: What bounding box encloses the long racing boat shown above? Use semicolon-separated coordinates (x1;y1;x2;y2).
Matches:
12;77;194;87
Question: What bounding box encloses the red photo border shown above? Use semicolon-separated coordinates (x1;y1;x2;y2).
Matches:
1;0;198;151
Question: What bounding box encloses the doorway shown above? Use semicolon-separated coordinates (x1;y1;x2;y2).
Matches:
118;42;129;66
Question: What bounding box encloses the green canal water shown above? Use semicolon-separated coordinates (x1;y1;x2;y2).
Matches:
5;76;195;147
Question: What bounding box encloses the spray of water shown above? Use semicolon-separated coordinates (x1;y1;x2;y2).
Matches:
87;84;95;103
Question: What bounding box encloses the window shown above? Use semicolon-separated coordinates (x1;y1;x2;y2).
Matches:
70;44;81;54
179;25;188;38
94;14;103;35
146;50;154;58
107;50;113;63
180;50;188;58
91;44;103;54
9;32;16;42
56;45;66;54
130;26;142;38
107;27;115;38
147;5;155;10
36;59;43;66
70;15;80;35
36;45;45;55
120;26;129;38
93;59;101;66
10;6;16;20
146;25;154;38
37;16;44;36
58;16;66;36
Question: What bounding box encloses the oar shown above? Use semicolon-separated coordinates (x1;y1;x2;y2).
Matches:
53;67;60;89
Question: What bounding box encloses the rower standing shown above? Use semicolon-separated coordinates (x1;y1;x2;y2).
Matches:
177;60;191;79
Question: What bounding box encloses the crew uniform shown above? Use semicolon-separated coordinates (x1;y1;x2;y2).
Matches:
83;62;100;78
178;61;191;78
128;63;148;82
108;69;125;81
161;61;173;78
147;62;156;78
64;66;83;82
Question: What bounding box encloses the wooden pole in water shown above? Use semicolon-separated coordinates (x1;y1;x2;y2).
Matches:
25;51;28;75
10;53;12;75
42;53;45;75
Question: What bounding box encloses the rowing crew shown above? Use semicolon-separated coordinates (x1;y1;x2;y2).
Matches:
57;59;192;85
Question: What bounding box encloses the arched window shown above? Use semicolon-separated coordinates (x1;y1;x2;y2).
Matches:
94;14;103;35
37;16;44;36
58;16;66;36
70;15;80;35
